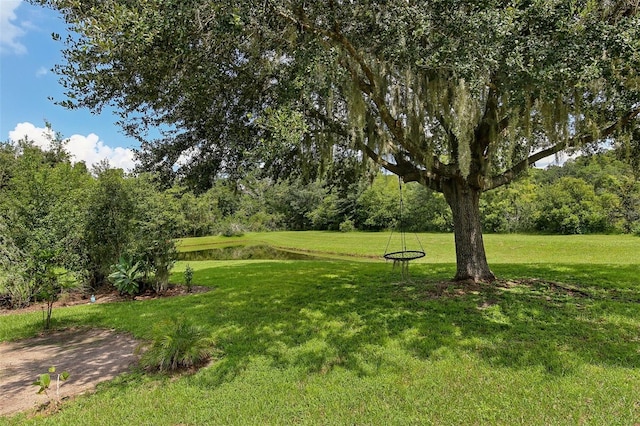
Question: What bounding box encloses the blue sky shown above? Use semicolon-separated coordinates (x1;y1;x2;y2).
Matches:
1;0;137;170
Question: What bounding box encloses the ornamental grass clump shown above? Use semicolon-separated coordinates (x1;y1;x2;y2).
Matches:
138;317;217;372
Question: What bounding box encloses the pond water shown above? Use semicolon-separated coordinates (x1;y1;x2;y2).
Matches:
177;245;319;261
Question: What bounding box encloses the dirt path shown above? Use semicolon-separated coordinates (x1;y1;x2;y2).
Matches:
0;328;140;416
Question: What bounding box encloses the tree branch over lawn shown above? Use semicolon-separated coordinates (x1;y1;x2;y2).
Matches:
486;105;640;190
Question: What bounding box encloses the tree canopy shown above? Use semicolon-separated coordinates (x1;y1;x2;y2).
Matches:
34;0;640;280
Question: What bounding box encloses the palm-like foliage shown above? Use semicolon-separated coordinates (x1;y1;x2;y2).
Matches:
108;256;142;296
138;317;216;372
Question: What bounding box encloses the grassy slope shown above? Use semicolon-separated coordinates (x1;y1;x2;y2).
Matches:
1;233;639;425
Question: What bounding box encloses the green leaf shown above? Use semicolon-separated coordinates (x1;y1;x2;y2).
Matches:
40;373;51;387
60;371;70;381
33;373;51;393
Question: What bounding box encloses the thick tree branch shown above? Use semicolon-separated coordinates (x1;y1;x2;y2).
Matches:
304;106;411;176
305;104;444;189
473;85;499;176
484;106;640;190
435;111;457;147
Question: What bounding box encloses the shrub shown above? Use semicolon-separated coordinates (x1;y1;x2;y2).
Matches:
220;222;245;237
0;231;32;308
108;256;142;296
27;249;82;330
138;317;216;372
184;265;194;292
1;277;33;309
339;219;356;233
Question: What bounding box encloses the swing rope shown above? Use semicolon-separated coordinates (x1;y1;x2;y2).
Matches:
383;177;426;263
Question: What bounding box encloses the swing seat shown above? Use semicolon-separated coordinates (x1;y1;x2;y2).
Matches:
382;177;426;278
383;250;426;261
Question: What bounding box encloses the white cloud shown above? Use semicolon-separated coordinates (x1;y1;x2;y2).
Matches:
8;121;54;148
8;122;138;172
533;151;581;169
66;133;137;171
0;0;27;55
175;146;200;168
35;66;48;77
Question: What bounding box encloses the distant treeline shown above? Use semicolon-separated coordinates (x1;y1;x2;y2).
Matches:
154;150;640;237
2;143;639;248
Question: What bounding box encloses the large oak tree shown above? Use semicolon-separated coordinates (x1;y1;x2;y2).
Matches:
35;0;639;281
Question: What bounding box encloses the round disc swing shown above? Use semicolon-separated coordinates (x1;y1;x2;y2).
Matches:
383;177;426;279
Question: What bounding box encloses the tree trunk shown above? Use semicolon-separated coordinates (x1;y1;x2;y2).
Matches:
442;178;495;282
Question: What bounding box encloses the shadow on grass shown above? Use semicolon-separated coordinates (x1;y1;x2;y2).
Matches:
14;260;640;390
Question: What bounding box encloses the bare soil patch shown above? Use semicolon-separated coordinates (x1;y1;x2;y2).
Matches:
0;328;139;416
0;284;212;417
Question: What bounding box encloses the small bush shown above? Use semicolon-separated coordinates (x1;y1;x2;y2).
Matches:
220;222;245;237
184;265;194;292
108;256;142;296
339;219;356;233
138;317;216;372
2;277;33;309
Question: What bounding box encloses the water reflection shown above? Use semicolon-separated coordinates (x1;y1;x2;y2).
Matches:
178;245;318;261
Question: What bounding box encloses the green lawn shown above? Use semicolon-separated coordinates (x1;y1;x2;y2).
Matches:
178;231;640;264
1;233;639;425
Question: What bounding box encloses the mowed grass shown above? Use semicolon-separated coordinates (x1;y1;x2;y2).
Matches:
178;231;640;264
1;233;639;425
